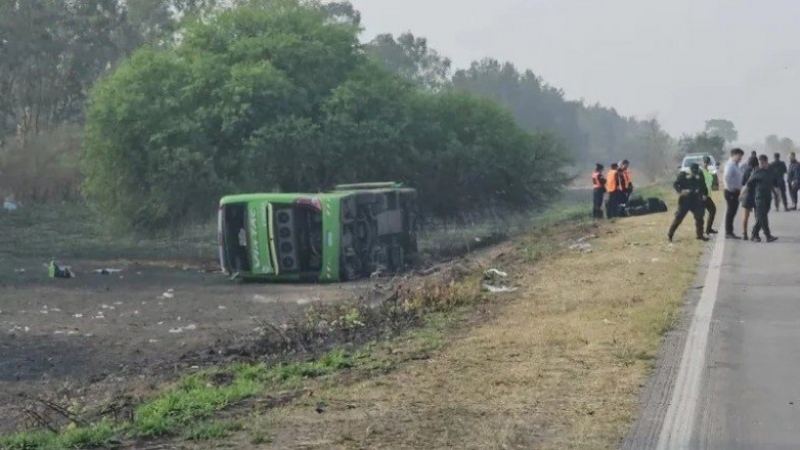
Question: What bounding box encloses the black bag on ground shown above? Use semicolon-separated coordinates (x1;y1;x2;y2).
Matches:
627;195;646;208
626;205;649;216
647;197;668;213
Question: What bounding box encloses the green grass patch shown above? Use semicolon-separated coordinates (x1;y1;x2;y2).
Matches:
0;202;215;261
183;420;242;441
0;350;356;448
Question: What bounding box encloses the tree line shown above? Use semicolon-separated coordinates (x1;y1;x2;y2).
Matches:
0;0;759;233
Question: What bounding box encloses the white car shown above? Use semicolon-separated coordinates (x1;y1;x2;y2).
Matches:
680;153;719;190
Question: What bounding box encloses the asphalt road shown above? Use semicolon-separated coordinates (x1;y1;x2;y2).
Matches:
625;207;800;450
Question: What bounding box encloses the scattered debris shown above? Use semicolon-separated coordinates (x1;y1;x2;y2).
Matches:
94;268;123;275
252;294;276;304
169;324;197;334
483;284;518;293
568;242;593;253
3;198;18;211
161;289;175;299
483;268;517;293
577;234;598;243
484;268;508;279
54;330;79;336
73;313;83;319
48;260;74;279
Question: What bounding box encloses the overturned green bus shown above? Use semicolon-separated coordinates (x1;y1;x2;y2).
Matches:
218;182;418;282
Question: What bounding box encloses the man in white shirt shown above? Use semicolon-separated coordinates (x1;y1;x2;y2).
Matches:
723;148;745;239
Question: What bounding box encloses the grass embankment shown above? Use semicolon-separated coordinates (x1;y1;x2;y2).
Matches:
218;186;704;449
0;188;706;449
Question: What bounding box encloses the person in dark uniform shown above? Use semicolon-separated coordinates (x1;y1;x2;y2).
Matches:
591;164;606;219
667;163;709;242
747;154;779;242
740;155;759;241
770;152;789;211
788;152;800;210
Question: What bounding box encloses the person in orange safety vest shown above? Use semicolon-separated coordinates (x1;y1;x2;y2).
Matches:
606;163;626;218
592;164;606;218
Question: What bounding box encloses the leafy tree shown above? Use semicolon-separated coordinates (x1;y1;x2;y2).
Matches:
678;133;725;160
84;0;569;233
704;119;738;144
367;32;452;90
764;134;797;155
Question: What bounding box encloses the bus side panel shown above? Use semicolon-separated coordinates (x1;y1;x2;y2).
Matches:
320;197;341;282
248;201;273;275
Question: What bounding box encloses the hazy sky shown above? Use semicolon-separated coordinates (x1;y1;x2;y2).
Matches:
349;0;800;144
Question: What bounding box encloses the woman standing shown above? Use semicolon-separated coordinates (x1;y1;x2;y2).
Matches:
740;155;759;240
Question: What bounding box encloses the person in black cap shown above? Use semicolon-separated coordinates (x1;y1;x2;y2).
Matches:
591;164;606;219
667;163;709;242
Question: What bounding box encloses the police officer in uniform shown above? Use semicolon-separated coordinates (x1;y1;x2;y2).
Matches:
747;154;779;242
591;164;606;219
770;152;789;211
667;163;708;242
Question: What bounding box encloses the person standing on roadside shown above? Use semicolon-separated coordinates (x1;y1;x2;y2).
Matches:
788;152;800;210
591;164;606;219
770;153;789;211
701;156;718;235
747;154;779;242
620;159;633;202
723;148;745;239
667;163;708;243
605;163;625;218
740;155;759;241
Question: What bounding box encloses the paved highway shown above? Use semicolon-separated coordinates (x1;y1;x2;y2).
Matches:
625;209;800;450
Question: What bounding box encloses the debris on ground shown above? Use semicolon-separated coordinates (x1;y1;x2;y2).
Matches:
568;242;593;253
93;268;123;275
161;289;175;299
48;260;74;279
169;324;197;334
483;284;518;293
483;268;518;293
577;234;598;243
3;198;18;211
14;268;25;274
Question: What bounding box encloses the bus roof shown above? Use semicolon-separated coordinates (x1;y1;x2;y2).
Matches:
220;192;349;205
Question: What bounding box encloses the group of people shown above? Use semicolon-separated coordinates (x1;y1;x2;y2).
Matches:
669;148;800;243
591;160;633;219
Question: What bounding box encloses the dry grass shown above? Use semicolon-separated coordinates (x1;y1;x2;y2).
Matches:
201;190;708;449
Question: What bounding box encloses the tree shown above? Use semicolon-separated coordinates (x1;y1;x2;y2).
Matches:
678;133;725;160
637;119;675;182
366;32;452;90
704;119;738;144
84;0;570;233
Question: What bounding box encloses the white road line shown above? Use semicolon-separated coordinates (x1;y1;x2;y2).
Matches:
657;232;726;450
